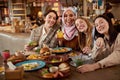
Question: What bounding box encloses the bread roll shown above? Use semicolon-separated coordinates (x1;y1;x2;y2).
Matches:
59;63;69;69
59;63;70;73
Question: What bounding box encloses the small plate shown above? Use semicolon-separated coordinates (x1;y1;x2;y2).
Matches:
52;47;72;54
15;60;46;71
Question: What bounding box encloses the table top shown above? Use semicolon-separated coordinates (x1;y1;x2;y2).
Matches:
23;65;120;80
0;56;120;80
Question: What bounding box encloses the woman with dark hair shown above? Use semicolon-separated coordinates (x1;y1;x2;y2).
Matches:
24;10;60;50
77;15;120;73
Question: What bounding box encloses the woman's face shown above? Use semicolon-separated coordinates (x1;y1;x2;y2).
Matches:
44;12;57;27
64;10;76;26
95;17;109;34
75;18;88;32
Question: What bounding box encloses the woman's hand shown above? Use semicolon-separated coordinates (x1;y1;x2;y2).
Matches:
24;44;33;51
96;37;105;48
77;63;100;73
82;46;91;54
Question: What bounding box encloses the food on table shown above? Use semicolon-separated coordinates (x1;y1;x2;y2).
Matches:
34;48;40;53
45;56;63;64
28;41;37;47
52;71;64;78
40;47;50;54
15;51;25;56
27;54;48;60
49;66;59;73
42;73;54;78
52;48;68;53
41;68;49;75
21;62;39;70
26;41;38;50
27;54;38;60
40;62;70;78
59;63;70;73
41;68;54;78
68;52;77;57
39;47;52;56
7;51;26;62
44;55;69;64
51;58;62;63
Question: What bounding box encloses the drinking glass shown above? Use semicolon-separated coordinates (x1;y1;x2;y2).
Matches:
57;30;64;39
0;63;5;80
1;50;10;61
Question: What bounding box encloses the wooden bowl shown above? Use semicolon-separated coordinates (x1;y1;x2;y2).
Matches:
44;55;69;65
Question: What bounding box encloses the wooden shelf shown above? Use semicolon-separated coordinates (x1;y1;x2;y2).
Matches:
12;3;24;5
13;14;26;16
9;0;26;19
12;8;25;10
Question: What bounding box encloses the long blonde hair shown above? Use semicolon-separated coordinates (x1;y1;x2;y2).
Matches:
75;17;93;51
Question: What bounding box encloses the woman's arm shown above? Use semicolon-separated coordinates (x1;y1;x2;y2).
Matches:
77;34;120;73
98;34;120;68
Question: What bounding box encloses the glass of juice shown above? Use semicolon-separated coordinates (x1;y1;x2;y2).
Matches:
57;29;64;39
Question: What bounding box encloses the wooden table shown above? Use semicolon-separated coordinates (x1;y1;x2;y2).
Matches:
24;65;120;80
0;56;120;80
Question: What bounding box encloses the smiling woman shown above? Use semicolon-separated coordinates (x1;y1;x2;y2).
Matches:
77;15;120;73
57;7;79;51
24;10;60;51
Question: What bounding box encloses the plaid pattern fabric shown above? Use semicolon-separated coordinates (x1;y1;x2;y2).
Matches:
29;24;60;48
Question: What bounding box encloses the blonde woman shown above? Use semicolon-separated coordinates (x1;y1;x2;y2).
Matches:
75;17;104;61
75;17;93;54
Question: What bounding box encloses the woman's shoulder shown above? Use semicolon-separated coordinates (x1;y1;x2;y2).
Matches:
116;33;120;39
33;24;44;31
114;33;120;44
